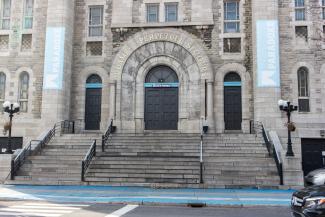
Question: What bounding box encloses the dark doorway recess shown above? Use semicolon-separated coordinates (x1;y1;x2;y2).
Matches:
224;72;242;131
85;74;102;130
144;65;179;130
302;139;325;176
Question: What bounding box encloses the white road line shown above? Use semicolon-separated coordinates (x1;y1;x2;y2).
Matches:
105;205;139;217
10;205;81;210
0;211;62;217
25;203;89;207
0;208;72;213
0;202;88;217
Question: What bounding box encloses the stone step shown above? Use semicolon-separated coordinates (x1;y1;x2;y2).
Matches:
18;167;81;174
87;168;199;174
86;173;198;179
17;171;81;177
22;162;81;168
84;177;199;184
14;175;81;182
5;179;84;186
28;155;84;161
90;164;199;170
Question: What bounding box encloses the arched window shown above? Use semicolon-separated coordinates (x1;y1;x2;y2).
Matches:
86;74;102;85
145;65;179;83
224;72;241;83
0;72;6;107
297;67;309;112
19;72;29;112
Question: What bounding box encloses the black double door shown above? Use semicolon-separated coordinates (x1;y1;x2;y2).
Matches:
302;139;325;175
85;88;102;130
145;88;178;130
224;86;242;130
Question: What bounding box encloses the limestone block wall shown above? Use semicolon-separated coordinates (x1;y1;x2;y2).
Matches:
0;0;48;143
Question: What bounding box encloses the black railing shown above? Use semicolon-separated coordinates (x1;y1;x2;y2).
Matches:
102;119;115;152
81;140;96;182
10;120;76;180
253;121;283;185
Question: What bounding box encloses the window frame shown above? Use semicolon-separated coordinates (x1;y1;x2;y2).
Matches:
294;0;305;21
0;72;5;104
88;5;104;37
23;0;34;29
1;0;11;30
322;0;325;20
146;3;159;23
224;0;240;33
297;67;310;112
165;2;178;22
18;72;29;113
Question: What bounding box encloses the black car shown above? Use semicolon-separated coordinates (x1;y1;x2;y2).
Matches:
292;185;325;217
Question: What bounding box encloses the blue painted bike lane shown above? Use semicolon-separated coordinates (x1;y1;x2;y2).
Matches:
0;185;294;207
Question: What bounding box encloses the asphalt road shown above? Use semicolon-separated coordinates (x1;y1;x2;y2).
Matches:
0;201;292;217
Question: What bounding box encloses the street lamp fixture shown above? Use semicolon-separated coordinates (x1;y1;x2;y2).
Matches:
2;101;20;154
278;99;298;157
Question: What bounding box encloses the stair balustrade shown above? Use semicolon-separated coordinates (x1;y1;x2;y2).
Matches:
101;119;115;152
81;140;96;182
251;121;283;185
10;120;76;180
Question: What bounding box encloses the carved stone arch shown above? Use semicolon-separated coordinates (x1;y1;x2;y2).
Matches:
110;28;213;81
112;28;212;132
215;63;252;133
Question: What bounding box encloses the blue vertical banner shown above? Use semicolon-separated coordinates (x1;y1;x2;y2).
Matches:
256;20;280;87
43;27;65;90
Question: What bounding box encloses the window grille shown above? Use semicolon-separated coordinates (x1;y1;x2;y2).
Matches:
165;3;178;22
224;1;240;33
21;34;32;51
89;6;103;37
223;38;241;53
23;0;33;29
1;0;11;30
86;41;102;56
297;67;310;112
0;72;5;108
295;26;308;45
0;35;9;51
295;0;305;21
19;72;29;112
147;4;159;22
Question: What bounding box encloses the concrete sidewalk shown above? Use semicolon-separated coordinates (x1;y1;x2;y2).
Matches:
0;185;294;207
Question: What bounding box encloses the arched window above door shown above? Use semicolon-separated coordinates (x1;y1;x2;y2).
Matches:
86;74;102;89
224;72;241;87
145;65;178;83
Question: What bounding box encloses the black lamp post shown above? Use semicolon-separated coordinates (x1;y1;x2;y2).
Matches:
2;101;20;154
278;100;298;157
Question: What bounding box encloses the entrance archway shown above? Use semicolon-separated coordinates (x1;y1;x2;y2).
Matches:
85;74;102;130
224;72;242;130
144;66;179;130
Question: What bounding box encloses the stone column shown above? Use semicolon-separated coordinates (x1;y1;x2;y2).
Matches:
41;0;75;126
109;81;116;120
252;0;282;129
207;81;215;131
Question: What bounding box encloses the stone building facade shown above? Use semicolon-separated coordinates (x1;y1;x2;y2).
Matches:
0;0;325;183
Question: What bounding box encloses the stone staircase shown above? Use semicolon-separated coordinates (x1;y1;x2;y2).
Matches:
5;133;101;185
84;133;280;188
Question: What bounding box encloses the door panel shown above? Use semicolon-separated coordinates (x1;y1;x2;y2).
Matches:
224;86;242;130
302;139;325;176
145;88;178;130
85;88;102;130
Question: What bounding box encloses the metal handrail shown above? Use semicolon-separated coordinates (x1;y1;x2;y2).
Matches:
10;120;76;180
81;140;96;181
102;119;115;152
252;121;283;185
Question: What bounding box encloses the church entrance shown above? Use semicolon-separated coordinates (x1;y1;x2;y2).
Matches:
224;72;242;130
144;66;179;130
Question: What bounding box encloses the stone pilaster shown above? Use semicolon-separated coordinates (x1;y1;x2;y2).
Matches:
41;0;75;125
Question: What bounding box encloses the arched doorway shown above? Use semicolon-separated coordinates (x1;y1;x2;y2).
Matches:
85;74;102;130
224;72;242;130
144;66;179;130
